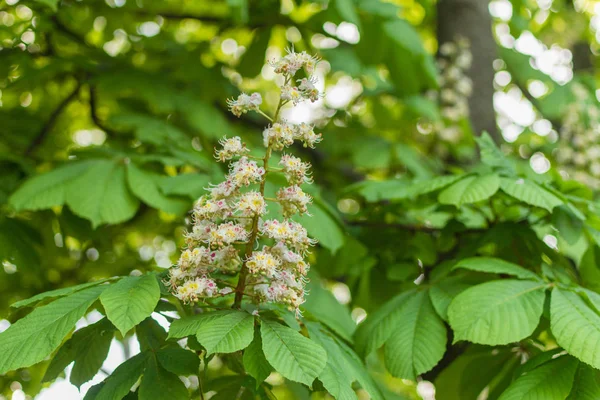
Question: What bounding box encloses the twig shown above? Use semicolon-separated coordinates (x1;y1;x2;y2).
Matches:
25;82;82;155
89;84;118;136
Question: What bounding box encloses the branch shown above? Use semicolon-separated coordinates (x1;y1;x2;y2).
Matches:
25;82;82;155
89;84;118;137
50;16;91;48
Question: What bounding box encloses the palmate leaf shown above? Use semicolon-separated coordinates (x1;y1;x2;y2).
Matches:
567;362;600;400
452;257;542;281
332;334;385;400
355;174;464;201
499;177;563;212
100;274;161;336
260;319;327;386
550;288;600;369
167;311;229;339
9;161;94;211
136;317;167;351
294;202;345;254
93;352;149;400
498;354;578;400
156;348;200;376
243;327;273;385
302;279;356;342
195;310;255;355
306;323;358;400
307;322;384;400
0;285;106;374
475;132;515;174
11;278;113;308
126;163;189;215
0;217;41;272
448;280;547;345
44;318;115;387
383;290;447;380
354;290;415;357
139;355;189;400
435;346;519;400
65;159;139;227
438;174;500;206
429;277;472;321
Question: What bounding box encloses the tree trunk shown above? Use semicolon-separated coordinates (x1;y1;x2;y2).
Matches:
437;0;500;144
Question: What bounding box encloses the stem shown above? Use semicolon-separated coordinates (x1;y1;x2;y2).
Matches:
198;352;206;400
233;91;287;308
257;109;273;122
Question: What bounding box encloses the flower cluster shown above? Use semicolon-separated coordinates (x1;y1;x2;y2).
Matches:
215;136;249;162
271;49;322;105
555;82;600;188
263;121;322;150
426;38;473;149
227;92;262;117
168;49;322;313
270;49;319;76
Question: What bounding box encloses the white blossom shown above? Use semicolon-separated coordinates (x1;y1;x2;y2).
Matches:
227;92;262;117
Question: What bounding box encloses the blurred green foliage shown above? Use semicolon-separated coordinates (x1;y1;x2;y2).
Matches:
3;0;600;398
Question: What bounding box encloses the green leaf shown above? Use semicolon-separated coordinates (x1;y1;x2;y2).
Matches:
499;177;563;212
331;335;384;400
335;0;361;29
552;205;583;245
11;279;113;308
195;310;254;355
448;280;546;345
9;161;93;211
306;323;358;400
354;290;415;357
406;175;465;198
65;160;139;227
404;96;441;122
383;290;447;380
159;173;211;199
34;0;59;11
307;322;384;400
0;217;40;272
110;113;189;146
139;356;189;400
429;277;471;321
295;202;345;254
452;257;541;281
382;20;437;95
303;279;355;342
550;288;600;369
567;362;600;400
167;312;225;340
137;317;167;351
126;163;189;215
475;132;515;174
435;346;519;400
439;174;500;206
498;355;578;400
243;328;273;385
157;348;199;376
260;319;327;386
44;318;115;387
0;285;106;375
95;353;149;400
579;245;600;292
394;143;434;179
100;274;160;336
237;29;271;77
